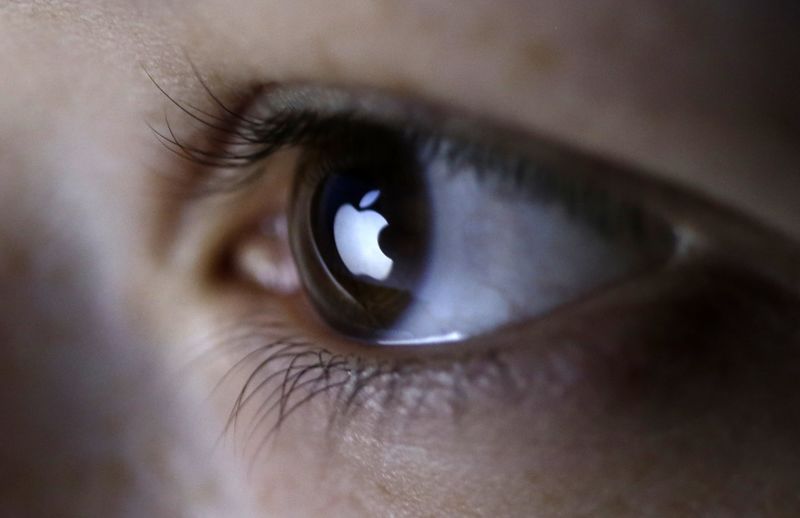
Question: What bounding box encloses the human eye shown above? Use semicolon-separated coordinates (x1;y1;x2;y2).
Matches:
156;77;800;424
283;86;677;346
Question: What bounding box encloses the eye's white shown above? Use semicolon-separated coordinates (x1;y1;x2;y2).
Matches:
394;152;657;340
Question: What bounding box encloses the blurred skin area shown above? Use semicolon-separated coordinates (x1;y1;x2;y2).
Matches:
1;0;799;516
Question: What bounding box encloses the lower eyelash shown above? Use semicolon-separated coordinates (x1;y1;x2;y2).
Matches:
221;335;341;434
220;334;397;450
212;316;514;458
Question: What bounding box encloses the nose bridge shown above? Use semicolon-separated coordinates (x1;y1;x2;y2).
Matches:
0;142;253;518
0;237;120;514
0;207;252;517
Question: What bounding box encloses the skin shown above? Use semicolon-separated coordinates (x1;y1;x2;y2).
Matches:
0;0;799;516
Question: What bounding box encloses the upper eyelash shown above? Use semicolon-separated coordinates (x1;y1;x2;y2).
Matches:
146;71;535;193
146;63;642;191
145;70;690;228
146;72;353;186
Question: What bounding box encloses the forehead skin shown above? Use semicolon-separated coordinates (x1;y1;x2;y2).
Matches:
0;0;799;517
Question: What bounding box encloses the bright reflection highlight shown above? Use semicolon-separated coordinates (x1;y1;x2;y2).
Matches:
333;190;394;281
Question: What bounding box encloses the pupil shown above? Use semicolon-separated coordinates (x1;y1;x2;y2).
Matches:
306;162;431;337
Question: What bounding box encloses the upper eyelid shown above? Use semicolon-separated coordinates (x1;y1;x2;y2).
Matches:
152;79;674;196
150;80;800;291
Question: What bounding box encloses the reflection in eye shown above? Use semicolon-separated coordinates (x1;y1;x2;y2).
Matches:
332;189;394;282
288;111;677;345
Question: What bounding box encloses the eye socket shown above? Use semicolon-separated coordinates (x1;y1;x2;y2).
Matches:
288;116;677;345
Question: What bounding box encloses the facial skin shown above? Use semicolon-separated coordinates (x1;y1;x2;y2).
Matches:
0;0;799;516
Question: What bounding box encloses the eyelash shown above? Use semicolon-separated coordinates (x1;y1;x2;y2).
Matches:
212;313;517;460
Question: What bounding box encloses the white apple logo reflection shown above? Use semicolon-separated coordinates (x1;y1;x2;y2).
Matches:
333;189;394;281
